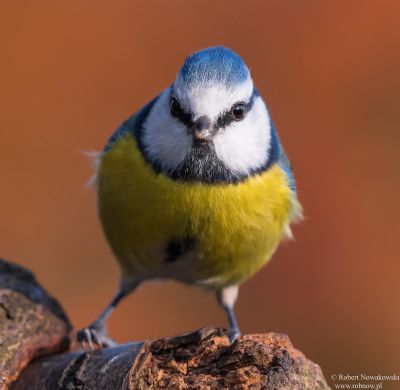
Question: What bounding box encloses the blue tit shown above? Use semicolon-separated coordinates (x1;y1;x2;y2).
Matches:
77;46;302;349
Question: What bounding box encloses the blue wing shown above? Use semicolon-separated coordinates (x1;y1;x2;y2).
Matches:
270;122;297;193
278;146;296;193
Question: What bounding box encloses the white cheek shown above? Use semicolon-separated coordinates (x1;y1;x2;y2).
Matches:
141;89;191;172
213;97;271;174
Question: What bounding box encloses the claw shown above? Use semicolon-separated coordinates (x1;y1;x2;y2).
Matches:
90;329;100;348
228;329;241;344
77;322;117;350
83;328;94;351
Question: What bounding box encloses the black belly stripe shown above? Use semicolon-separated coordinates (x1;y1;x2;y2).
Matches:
165;237;196;263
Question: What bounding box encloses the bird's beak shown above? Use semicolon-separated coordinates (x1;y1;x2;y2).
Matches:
191;116;213;142
193;128;213;142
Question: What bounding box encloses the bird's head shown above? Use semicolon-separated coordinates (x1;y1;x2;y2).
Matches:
141;46;275;183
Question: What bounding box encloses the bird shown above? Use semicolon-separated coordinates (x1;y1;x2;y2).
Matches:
77;46;302;349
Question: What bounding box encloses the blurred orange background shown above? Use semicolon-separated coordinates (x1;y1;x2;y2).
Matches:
1;1;399;386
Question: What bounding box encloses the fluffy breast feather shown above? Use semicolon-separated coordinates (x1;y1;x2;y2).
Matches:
95;134;301;288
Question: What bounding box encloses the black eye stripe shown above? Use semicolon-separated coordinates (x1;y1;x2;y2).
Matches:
170;96;193;127
215;110;235;129
170;88;258;129
214;89;257;129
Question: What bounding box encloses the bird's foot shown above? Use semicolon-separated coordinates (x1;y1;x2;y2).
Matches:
77;321;117;350
228;328;241;344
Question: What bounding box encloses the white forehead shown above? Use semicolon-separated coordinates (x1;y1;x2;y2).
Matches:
173;76;254;119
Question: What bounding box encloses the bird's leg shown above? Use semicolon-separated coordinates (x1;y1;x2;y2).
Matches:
77;279;139;350
216;285;241;343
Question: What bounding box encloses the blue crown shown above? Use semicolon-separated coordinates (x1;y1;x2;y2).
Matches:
178;46;250;89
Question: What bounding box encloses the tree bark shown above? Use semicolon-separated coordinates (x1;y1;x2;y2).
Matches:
0;259;330;389
0;259;71;390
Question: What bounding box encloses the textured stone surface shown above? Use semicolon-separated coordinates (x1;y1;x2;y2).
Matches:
0;259;71;390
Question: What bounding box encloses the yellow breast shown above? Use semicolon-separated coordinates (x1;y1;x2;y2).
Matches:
97;135;299;288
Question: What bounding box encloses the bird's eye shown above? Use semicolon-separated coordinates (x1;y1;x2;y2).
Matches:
170;97;180;117
231;102;247;121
